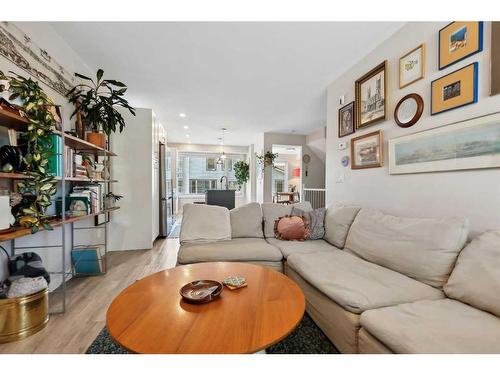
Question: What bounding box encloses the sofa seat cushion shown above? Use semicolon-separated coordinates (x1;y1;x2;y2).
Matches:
266;238;337;258
177;238;283;264
344;208;469;288
444;230;500;317
286;251;443;314
230;203;264;238
360;299;500;353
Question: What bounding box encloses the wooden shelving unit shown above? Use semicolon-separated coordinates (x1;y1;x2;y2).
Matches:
1;105;119;314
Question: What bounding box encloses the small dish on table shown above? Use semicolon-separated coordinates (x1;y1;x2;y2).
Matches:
180;280;223;304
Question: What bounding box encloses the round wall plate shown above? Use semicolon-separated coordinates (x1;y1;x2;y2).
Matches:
341;155;350;167
394;93;424;128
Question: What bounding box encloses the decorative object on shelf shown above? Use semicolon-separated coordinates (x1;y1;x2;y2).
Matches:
341;155;350;167
0;22;75;96
399;44;425;88
394;93;424;128
439;22;483;70
180;280;223;304
71;246;104;275
0;70;59;233
350;130;383;169
256;151;278;171
338;101;355;138
389;112;500;175
355;61;387;129
0;190;12;230
491;22;500;96
233;160;249;188
302;154;311;177
67;69;136;148
431;62;478;115
104;192;123;209
0;145;23;172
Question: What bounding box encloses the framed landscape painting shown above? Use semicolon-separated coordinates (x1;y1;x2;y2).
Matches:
355;61;387;129
338;101;355;138
431;62;478;115
399;44;425;88
388;112;500;175
439;21;483;70
351;130;383;169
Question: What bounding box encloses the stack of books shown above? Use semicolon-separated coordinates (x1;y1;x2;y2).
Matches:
40;134;63;176
64;146;75;178
72;184;103;214
73;154;87;179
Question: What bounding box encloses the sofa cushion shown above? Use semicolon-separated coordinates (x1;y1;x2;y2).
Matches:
291;206;326;240
274;215;309;240
262;202;312;238
444;230;500;317
360;299;500;353
286;251;443;314
177;238;283;264
180;203;231;245
323;205;361;248
230;202;263;238
344;208;469;288
267;238;336;258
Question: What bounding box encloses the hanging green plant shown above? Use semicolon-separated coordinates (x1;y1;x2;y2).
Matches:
234;160;250;188
256;151;278;170
0;70;58;233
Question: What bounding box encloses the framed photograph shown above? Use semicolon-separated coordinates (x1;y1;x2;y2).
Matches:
206;157;216;171
389;112;500;175
399;44;425;88
491;22;500;96
351;130;383;169
338;101;355;138
355;61;387;129
431;62;478;115
439;22;483;70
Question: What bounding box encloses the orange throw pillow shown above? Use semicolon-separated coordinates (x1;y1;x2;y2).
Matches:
274;215;310;241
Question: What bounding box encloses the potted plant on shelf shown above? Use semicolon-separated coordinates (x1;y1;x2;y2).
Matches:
67;69;135;148
233;160;250;189
0;70;59;233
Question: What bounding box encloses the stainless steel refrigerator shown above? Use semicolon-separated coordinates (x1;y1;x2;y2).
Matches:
159;143;173;237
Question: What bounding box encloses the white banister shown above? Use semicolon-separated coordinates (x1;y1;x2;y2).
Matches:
302;188;326;209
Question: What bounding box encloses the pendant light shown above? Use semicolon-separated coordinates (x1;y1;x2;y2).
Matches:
216;128;227;165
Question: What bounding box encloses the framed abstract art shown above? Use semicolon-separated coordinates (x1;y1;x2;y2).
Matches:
431;62;478;115
439;21;483;70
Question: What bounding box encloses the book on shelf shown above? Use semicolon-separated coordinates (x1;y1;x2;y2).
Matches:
39;134;63;176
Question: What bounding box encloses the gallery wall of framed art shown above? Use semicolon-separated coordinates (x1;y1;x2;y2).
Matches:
326;21;500;235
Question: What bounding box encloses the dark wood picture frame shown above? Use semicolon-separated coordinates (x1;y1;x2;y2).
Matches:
491;21;500;96
394;93;424;128
355;61;388;130
338;101;355;138
350;130;383;170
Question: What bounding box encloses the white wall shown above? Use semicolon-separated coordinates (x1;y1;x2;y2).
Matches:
326;21;500;237
109;108;165;251
0;22;95;284
263;132;325;202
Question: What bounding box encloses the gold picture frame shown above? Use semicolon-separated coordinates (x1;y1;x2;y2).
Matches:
439;22;483;70
350;130;383;169
399;44;426;89
431;62;478;115
355;61;387;129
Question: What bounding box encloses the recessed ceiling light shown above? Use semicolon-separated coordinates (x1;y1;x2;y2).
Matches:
183;125;189;129
185;134;190;138
179;113;186;118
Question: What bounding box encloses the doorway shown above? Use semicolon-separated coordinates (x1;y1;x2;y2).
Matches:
271;145;302;203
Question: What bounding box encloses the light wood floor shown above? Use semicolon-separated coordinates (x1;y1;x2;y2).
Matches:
0;238;179;354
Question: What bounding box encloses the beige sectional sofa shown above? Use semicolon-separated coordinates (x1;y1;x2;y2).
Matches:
177;202;500;354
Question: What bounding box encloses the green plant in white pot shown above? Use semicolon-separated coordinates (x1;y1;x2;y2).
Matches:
67;69;135;148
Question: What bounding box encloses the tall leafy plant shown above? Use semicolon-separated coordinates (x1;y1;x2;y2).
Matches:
234;160;249;188
0;71;58;233
67;69;135;134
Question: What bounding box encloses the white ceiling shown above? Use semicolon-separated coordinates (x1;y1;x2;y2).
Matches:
51;22;404;146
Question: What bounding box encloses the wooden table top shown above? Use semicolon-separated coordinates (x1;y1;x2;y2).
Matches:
106;262;305;354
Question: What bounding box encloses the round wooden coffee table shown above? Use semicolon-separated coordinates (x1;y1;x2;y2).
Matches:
107;262;305;354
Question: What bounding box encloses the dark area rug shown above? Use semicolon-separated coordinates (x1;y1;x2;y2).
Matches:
86;313;339;354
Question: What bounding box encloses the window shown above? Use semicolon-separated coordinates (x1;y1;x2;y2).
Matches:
177;152;246;196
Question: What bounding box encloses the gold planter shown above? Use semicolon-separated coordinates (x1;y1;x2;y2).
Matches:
0;288;49;343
